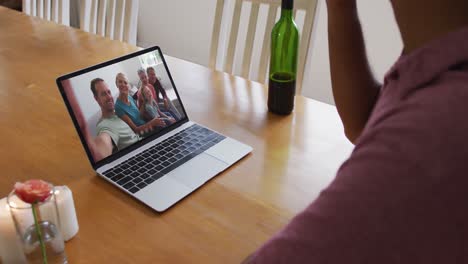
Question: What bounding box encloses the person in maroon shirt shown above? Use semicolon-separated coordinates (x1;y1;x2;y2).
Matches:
246;0;468;263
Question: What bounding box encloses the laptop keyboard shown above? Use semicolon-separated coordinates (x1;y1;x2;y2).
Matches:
102;124;226;193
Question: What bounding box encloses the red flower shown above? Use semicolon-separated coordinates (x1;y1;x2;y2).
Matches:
14;179;53;204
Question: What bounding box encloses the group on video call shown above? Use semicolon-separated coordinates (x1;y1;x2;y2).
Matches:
69;64;185;163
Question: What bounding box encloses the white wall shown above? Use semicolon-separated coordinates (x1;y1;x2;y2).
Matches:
120;57;144;85
137;0;403;105
137;0;217;66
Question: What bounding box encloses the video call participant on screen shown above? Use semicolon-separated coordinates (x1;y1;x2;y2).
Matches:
115;73;166;134
90;78;163;159
140;85;175;125
146;66;182;120
136;69;177;121
137;68;156;109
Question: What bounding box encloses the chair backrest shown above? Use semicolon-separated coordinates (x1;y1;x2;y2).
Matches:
209;0;317;94
79;0;139;45
22;0;70;26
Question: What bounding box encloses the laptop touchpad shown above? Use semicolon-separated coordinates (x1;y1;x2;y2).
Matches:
168;153;228;188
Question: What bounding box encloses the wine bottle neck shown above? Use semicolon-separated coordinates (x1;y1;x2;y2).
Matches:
282;0;293;10
280;9;293;19
281;0;294;19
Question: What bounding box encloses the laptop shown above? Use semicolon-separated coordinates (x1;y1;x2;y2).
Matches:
57;46;252;212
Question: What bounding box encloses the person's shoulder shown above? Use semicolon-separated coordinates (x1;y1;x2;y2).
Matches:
435;64;468;91
405;66;468;112
114;102;126;117
114;98;124;108
356;66;468;159
96;117;110;128
97;116;118;128
96;118;120;145
129;95;137;104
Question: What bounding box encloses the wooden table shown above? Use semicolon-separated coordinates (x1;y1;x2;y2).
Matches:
0;7;353;263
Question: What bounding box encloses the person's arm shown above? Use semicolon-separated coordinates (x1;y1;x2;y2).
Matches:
119;114;153;135
137;91;144;111
148;116;166;128
327;0;380;143
157;107;175;124
139;102;167;127
156;80;170;109
139;106;152;122
92;132;114;160
138;101;161;125
61;80;113;161
163;98;170;110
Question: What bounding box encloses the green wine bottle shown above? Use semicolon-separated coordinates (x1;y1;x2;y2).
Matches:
268;0;299;115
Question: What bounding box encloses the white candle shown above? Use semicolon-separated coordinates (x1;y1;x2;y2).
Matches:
55;186;79;242
0;198;27;263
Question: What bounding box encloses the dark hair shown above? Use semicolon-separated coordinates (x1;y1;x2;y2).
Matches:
90;78;104;97
146;66;155;73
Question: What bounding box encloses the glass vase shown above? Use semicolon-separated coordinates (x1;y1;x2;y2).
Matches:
7;187;68;264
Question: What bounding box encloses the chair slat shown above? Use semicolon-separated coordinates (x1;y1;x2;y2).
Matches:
241;2;259;79
209;0;225;69
58;0;63;23
79;0;89;31
37;0;44;18
44;0;51;20
123;0;138;44
258;4;277;83
22;0;31;14
105;0;116;39
97;0;107;36
51;0;58;23
59;0;69;26
224;0;242;74
295;0;317;94
21;0;69;25
113;0;125;42
89;0;99;33
31;0;37;16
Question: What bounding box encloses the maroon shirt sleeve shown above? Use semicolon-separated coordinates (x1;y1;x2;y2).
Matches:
249;76;468;263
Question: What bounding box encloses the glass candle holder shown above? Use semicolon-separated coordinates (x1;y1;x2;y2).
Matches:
7;187;68;264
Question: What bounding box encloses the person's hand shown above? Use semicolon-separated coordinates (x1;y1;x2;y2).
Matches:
146;124;154;132
168;118;176;124
150;118;165;128
139;124;153;135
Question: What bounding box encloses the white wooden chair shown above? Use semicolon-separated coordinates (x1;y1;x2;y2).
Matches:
22;0;70;26
79;0;139;45
209;0;317;94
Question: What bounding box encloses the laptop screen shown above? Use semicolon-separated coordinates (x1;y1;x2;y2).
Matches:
57;47;188;167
